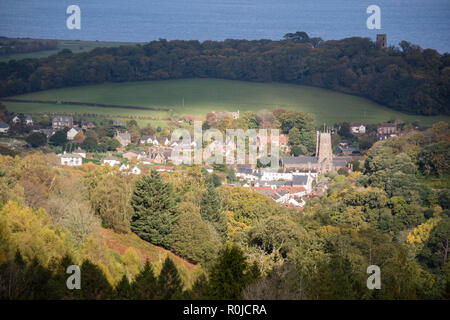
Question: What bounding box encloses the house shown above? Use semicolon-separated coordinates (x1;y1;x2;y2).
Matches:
231;110;240;120
73;148;87;158
60;153;82;166
291;174;314;193
337;146;357;156
113;121;127;127
12;115;20;124
154;165;174;172
131;166;142;175
0;121;9;133
115;131;131;147
140;135;156;145
349;122;366;134
37;129;54;138
204;165;213;173
377;123;397;138
102;156;121;167
123;151;139;162
279;134;290;152
52;115;73;130
24;115;33;126
80;120;96;130
67;127;82;140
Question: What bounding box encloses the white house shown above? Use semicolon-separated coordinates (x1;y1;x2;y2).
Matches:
67;127;82;140
60;153;82;166
73;148;87;158
102;156;121;167
24;115;33;126
260;170;293;181
349;122;366;134
12;115;20;124
131;166;141;175
0;121;9;133
119;164;142;175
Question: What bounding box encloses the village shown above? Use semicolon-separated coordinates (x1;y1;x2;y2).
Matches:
0;108;404;209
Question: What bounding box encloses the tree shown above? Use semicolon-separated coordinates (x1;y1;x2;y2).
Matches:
288;128;301;146
208;245;259;299
85;167;133;233
283;31;310;43
156;257;183;299
78;259;113;300
49;130;67;146
299;129;316;154
131;261;157;299
25;132;47;148
81;136;98;152
200;183;227;241
130;170;178;248
171;202;221;264
290;144;307;156
419;216;450;269
114;275;134;299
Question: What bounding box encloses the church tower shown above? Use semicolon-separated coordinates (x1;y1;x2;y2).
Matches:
376;34;387;49
316;130;333;173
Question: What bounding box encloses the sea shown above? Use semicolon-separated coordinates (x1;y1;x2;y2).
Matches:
0;0;449;53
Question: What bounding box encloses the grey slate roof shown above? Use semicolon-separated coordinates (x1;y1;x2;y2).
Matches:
52;115;73;122
0;121;9;128
292;175;308;185
281;156;318;165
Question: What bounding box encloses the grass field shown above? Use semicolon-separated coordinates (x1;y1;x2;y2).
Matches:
4;78;448;126
0;39;138;62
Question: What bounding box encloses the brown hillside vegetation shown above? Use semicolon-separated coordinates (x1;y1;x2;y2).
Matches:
101;228;201;287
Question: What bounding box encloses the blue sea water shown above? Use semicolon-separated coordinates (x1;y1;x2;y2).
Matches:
0;0;449;53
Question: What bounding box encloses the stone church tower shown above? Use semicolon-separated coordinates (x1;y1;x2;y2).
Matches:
376;34;387;49
316;130;333;173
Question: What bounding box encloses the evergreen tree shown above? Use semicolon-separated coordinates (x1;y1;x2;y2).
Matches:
208;245;258;299
79;260;113;300
187;274;211;300
131;260;157;300
156;257;183;299
130;170;178;248
200;183;227;241
114;275;134;299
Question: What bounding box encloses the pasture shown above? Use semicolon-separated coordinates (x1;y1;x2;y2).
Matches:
4;79;448;126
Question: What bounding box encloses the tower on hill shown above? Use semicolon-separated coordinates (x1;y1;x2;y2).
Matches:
376;34;387;49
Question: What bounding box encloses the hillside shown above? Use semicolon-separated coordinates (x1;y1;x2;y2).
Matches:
101;228;201;287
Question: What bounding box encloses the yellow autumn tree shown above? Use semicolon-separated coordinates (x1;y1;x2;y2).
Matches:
406;216;442;251
0;201;71;265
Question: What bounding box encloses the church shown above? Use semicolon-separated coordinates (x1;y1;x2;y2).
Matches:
280;130;352;173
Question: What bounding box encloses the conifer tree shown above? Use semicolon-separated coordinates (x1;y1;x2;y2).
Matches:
79;260;113;300
156;257;183;299
114;275;134;300
130;170;178;248
208;245;258;299
200;183;227;241
131;260;157;300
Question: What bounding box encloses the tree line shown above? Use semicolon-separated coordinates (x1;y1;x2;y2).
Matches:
0;33;449;115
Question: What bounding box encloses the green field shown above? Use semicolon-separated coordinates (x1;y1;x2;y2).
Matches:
4;79;448;126
0;39;138;62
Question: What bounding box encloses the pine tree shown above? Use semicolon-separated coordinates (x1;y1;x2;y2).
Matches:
156;257;183;299
208;245;257;299
187;274;211;299
130;170;178;248
200;183;227;241
131;260;157;300
79;260;113;300
115;275;134;299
